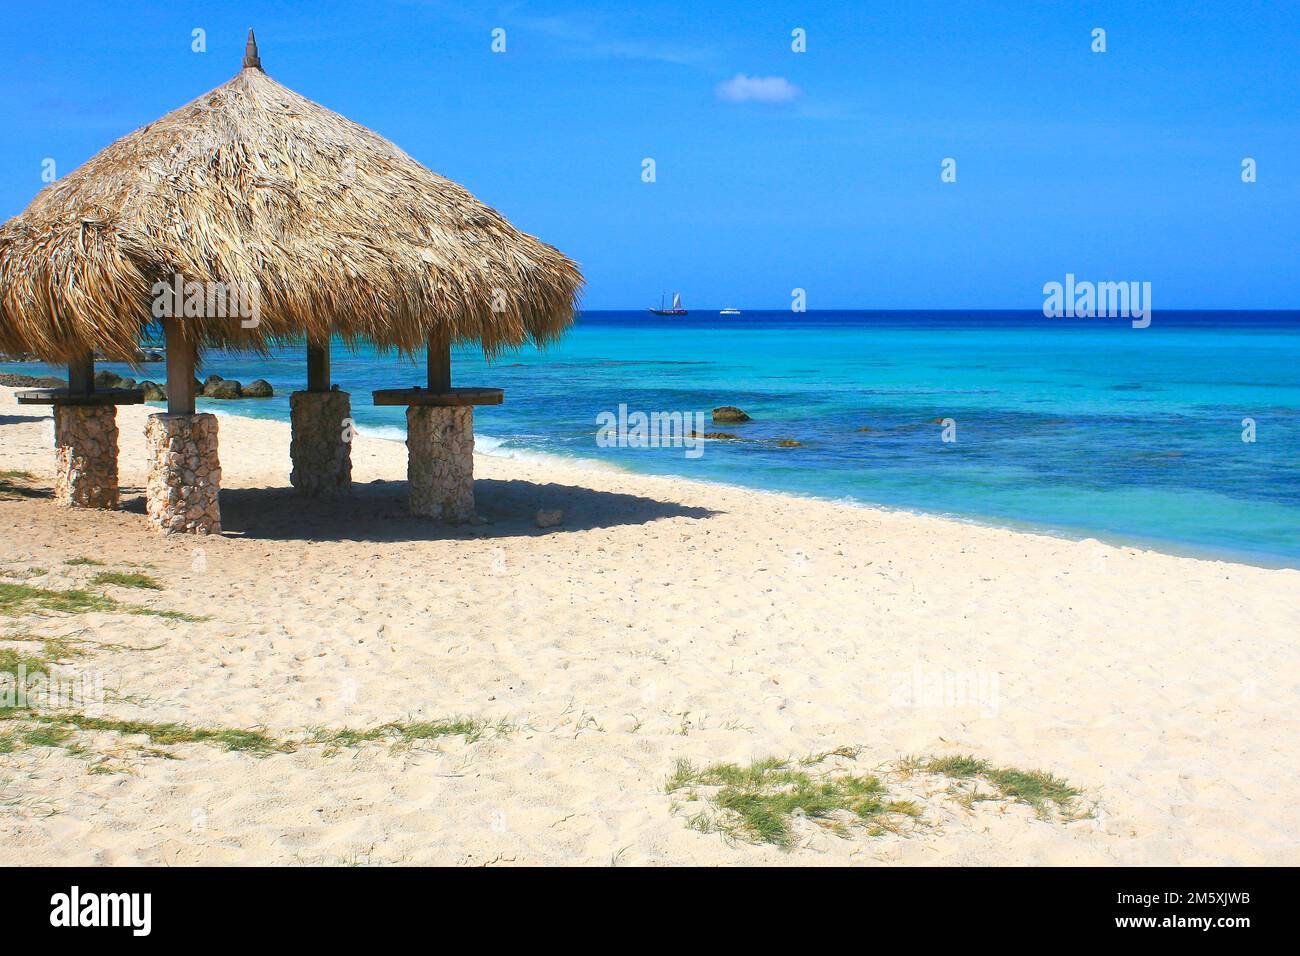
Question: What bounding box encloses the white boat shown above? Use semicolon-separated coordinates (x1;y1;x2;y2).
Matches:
719;307;741;316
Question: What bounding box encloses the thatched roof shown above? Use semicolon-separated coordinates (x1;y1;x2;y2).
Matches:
0;31;582;363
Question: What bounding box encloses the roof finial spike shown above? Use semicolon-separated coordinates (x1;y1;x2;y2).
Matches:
243;28;262;70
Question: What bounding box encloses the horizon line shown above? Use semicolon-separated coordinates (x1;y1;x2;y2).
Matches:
577;307;1300;313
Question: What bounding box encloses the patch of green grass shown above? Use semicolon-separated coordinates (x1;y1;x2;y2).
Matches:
20;723;73;749
0;582;116;615
90;571;163;591
921;754;991;778
400;717;511;743
669;749;1090;849
1;711;292;757
912;754;1083;817
1;712;508;763
38;588;118;613
3;629;159;657
0;714;76;755
983;767;1080;811
64;558;105;567
0;646;55;678
43;637;86;660
122;606;210;623
0;471;45;501
308;716;510;753
666;752;923;849
43;714;293;754
0;581;205;623
307;727;385;750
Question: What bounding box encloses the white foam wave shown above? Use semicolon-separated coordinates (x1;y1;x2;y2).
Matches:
473;432;625;473
359;424;409;444
351;424;623;473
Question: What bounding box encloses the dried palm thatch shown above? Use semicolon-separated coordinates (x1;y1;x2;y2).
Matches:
0;31;582;363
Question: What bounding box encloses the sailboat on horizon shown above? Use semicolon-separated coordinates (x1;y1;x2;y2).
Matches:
649;292;688;316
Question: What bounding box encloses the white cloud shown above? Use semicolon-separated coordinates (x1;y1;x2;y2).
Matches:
714;74;801;104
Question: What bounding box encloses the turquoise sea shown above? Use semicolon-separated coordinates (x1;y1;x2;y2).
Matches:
5;310;1299;567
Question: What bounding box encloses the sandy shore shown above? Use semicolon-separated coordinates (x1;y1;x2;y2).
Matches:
2;384;1298;865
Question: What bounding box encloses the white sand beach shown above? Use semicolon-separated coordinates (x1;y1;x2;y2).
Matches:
2;384;1298;866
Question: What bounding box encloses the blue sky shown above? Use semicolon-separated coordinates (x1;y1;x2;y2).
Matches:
0;1;1295;309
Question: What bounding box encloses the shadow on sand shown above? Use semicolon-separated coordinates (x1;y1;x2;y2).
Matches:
122;478;718;542
0;413;50;427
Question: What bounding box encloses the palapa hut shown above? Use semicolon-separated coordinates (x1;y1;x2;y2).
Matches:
0;30;581;533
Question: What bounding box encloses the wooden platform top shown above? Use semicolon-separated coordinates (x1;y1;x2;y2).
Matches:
372;387;504;407
15;388;146;407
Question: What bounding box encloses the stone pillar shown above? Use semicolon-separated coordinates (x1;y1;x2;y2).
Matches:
407;406;474;521
290;390;352;496
145;413;221;534
53;405;120;509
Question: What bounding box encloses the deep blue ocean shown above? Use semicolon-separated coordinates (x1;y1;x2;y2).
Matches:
6;310;1299;567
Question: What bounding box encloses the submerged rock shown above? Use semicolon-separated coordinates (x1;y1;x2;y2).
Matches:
776;439;802;447
688;430;740;440
712;406;751;424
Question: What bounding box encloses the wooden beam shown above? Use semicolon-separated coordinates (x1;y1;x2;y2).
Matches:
307;336;331;392
426;331;451;391
16;388;144;407
373;386;503;407
68;350;94;394
163;319;196;415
